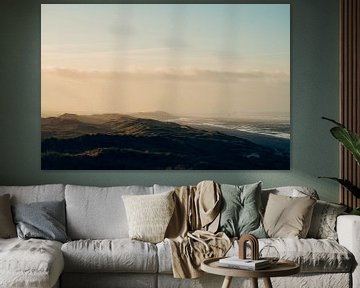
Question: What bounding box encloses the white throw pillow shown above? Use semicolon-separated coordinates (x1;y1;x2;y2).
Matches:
122;191;175;243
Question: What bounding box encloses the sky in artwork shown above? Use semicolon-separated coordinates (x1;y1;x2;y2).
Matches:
41;4;290;119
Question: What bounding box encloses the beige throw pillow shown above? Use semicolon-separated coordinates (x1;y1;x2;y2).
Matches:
0;194;16;238
263;193;316;238
122;191;175;243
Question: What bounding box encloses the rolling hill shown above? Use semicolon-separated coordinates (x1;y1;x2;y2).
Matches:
41;113;290;170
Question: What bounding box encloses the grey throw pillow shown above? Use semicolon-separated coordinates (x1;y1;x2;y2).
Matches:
0;194;16;238
12;200;70;243
307;200;347;240
218;182;266;238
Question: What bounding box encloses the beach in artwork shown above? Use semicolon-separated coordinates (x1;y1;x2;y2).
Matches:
41;4;290;170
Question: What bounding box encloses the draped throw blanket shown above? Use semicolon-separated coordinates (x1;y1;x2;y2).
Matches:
165;181;231;278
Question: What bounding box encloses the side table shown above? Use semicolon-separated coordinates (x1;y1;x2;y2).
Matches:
201;257;300;288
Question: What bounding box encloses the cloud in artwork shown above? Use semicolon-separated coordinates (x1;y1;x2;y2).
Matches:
41;68;289;118
42;68;289;83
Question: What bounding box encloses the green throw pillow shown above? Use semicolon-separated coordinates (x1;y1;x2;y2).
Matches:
218;182;266;238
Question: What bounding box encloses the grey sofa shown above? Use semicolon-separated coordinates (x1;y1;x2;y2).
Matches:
0;184;359;288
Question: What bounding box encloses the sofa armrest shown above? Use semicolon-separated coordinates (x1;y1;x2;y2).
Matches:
337;215;360;288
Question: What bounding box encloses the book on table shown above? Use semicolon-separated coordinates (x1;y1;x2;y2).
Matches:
218;257;271;270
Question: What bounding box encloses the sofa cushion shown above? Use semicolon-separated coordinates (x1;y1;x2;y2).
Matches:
12;200;70;243
153;184;176;194
0;238;64;288
307;200;347;240
157;240;173;274
65;185;153;239
0;184;65;204
236;238;353;273
263;194;316;238
61;239;158;273
260;238;354;273
261;186;319;212
218;182;266;238
0;194;16;238
157;237;353;274
122;191;175;243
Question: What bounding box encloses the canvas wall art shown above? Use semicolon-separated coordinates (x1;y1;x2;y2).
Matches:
41;4;290;170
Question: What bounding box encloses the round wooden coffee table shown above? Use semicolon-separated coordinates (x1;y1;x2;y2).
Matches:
201;257;300;288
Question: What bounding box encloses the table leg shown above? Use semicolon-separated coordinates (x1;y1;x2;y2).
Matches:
263;277;273;288
251;278;258;288
221;276;233;288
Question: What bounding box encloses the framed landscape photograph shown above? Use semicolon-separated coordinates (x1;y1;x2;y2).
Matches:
41;4;290;170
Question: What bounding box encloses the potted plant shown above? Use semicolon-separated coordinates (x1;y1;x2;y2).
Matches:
320;117;360;215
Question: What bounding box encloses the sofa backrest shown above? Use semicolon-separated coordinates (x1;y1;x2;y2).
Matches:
65;184;153;240
0;184;65;204
153;184;176;194
0;183;320;240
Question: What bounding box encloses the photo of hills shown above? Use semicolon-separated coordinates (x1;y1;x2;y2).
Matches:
41;4;290;170
41;112;290;170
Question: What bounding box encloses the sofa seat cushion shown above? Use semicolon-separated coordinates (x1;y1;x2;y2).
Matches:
230;238;353;273
157;238;353;274
262;238;353;273
0;238;64;288
62;239;158;273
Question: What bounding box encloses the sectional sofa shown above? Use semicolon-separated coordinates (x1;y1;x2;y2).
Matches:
0;183;359;288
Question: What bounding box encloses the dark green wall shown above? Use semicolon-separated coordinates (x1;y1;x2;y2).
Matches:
0;0;340;202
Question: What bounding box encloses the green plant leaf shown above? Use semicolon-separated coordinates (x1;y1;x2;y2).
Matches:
330;127;360;165
318;177;360;199
322;117;360;165
322;117;344;127
351;208;360;215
